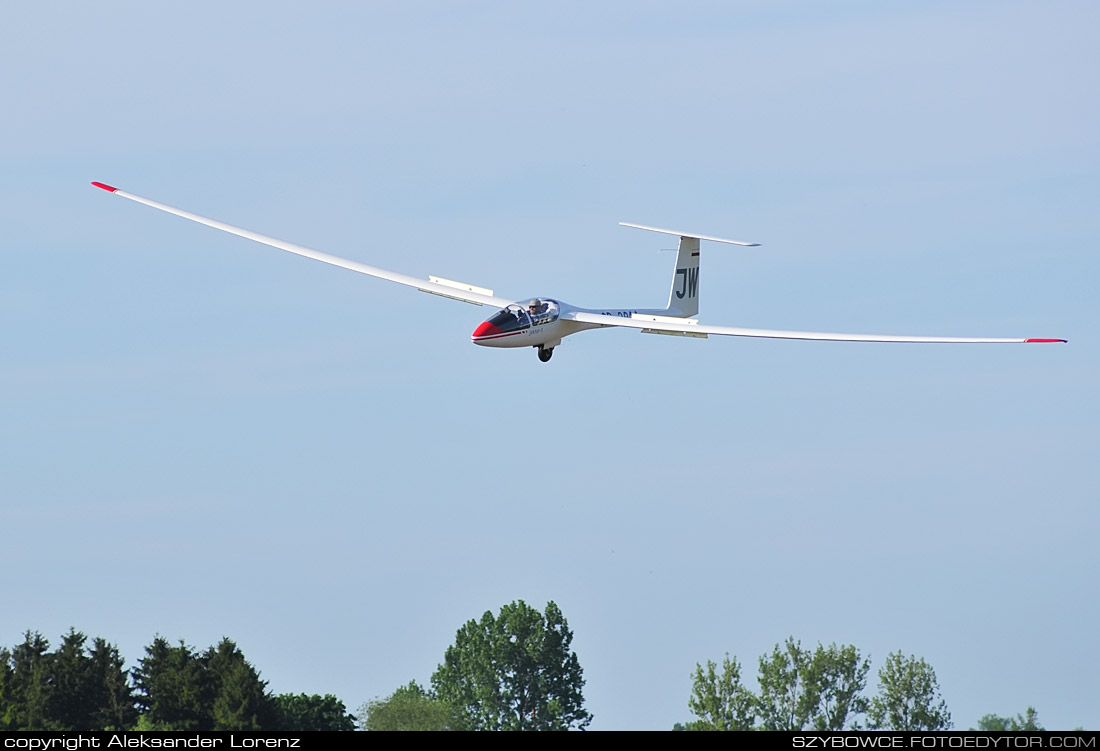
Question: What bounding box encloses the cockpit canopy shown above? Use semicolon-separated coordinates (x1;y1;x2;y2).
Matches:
485;298;560;333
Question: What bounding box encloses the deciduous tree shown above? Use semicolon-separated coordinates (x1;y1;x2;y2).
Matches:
867;651;951;730
808;643;870;730
274;693;356;731
432;600;591;730
757;639;869;730
690;640;869;731
687;653;756;730
361;682;454;731
756;638;815;730
976;707;1042;731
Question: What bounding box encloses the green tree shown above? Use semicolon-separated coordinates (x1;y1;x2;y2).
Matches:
275;693;356;731
692;639;868;731
432;600;592;730
976;707;1042;731
362;682;455;731
867;651;951;730
133;636;278;731
87;638;137;730
757;639;867;730
49;629;95;730
0;647;12;731
807;643;870;730
134;637;279;731
204;638;276;731
756;638;813;730
687;653;756;730
132;637;208;730
5;632;54;730
0;631;136;731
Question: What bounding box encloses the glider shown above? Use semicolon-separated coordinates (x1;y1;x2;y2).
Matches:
91;182;1065;362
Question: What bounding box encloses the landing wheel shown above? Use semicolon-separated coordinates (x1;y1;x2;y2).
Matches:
537;347;554;363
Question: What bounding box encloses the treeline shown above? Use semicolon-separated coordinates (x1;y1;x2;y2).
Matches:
1;615;1063;731
0;629;355;731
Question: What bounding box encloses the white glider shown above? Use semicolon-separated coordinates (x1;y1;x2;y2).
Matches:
91;182;1065;362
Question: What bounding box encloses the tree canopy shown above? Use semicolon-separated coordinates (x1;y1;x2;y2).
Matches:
976;707;1043;731
431;600;592;730
756;639;870;731
686;653;756;730
274;693;357;731
867;651;952;731
361;681;455;731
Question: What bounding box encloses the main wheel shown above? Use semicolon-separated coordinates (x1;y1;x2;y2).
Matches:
537;347;553;362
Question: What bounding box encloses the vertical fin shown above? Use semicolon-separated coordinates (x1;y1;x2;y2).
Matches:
665;235;700;317
620;222;759;319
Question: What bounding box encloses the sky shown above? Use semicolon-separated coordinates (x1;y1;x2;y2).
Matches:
2;0;1097;731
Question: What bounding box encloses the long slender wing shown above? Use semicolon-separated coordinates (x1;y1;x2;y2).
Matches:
563;311;1066;344
91;182;515;308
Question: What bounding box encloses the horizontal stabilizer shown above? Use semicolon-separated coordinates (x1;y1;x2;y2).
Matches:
620;222;760;247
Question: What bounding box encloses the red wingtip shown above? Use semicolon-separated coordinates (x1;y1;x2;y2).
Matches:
91;181;117;192
1025;338;1067;343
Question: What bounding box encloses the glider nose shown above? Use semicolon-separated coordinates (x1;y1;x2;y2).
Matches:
471;320;501;344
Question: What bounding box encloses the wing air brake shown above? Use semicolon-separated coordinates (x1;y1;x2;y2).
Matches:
633;313;708;338
419;276;494;305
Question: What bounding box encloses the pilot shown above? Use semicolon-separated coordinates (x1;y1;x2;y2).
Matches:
529;299;546;316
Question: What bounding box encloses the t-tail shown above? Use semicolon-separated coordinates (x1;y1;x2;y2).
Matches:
619;222;761;318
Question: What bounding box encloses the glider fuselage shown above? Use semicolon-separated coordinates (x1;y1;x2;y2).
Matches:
470;298;664;350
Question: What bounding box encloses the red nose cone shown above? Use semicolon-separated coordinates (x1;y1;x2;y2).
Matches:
472;321;502;341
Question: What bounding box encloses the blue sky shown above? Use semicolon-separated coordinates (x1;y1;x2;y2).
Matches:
2;1;1096;731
